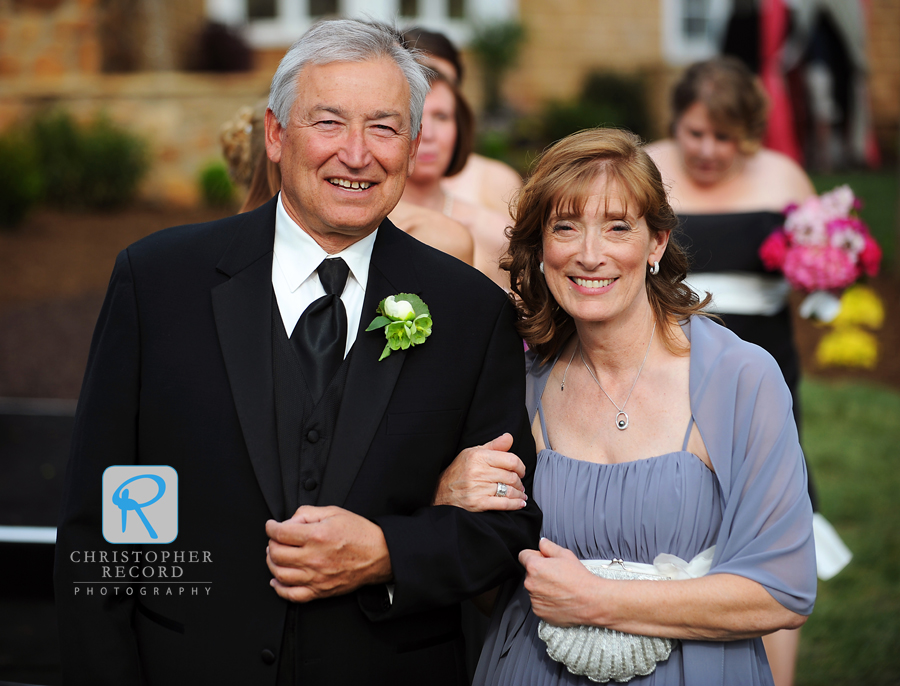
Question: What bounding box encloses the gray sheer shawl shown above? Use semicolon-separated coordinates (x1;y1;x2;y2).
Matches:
495;315;817;685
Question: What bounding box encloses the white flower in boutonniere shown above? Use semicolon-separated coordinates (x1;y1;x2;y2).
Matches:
365;294;433;361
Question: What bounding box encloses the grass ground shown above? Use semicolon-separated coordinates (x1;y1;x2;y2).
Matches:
795;377;900;684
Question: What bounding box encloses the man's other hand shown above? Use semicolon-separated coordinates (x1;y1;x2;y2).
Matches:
266;506;393;603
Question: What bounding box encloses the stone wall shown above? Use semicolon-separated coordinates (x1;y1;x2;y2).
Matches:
0;0;209;76
0;71;272;206
0;0;101;78
0;0;254;207
1;0;896;210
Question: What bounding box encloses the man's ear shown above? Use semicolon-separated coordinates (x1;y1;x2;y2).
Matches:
406;126;422;177
264;109;284;164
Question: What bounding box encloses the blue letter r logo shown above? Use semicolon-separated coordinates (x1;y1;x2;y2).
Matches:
102;466;178;544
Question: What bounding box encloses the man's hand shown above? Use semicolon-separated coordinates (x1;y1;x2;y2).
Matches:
266;506;392;603
433;433;527;511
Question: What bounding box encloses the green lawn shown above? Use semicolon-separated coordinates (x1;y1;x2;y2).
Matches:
810;171;899;270
796;377;900;684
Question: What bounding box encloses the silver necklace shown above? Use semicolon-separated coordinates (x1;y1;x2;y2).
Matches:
559;341;578;391
579;321;656;430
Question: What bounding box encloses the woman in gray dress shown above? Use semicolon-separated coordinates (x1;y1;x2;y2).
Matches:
434;128;816;685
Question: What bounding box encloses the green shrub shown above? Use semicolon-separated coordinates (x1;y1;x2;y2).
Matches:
469;20;526;115
580;72;650;139
540;100;629;147
79;115;150;208
476;129;514;163
475;119;542;177
538;71;651;146
29;110;81;206
0;130;43;228
198;161;235;208
30;109;149;210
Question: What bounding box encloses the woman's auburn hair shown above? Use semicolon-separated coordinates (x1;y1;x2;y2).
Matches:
503;128;710;361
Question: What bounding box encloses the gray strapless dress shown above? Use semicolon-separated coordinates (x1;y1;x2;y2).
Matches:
474;339;782;686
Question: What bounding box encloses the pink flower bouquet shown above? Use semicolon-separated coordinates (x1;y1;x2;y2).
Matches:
759;185;882;320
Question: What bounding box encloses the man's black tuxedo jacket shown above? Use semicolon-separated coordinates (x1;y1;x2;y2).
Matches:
54;198;541;685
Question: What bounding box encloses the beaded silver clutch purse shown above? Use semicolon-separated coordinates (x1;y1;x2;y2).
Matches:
537;561;674;683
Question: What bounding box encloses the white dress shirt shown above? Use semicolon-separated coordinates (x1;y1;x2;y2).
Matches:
271;193;376;358
271;194;392;602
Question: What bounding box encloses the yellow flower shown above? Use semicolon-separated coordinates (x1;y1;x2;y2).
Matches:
816;327;879;369
832;285;885;329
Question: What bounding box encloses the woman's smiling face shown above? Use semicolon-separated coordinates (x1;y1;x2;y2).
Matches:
541;174;668;326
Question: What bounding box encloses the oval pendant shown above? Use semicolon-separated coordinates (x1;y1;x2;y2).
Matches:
616;412;629;430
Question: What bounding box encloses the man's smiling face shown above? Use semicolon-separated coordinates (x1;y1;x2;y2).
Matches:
265;57;420;253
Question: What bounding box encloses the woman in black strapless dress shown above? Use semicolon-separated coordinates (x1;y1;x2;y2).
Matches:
646;57;820;686
677;211;806;450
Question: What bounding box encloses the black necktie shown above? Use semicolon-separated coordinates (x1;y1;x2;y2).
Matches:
290;257;350;403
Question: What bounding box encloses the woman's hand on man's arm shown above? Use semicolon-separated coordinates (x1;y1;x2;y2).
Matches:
433;433;528;511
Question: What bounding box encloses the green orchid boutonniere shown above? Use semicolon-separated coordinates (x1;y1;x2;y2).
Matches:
365;293;433;361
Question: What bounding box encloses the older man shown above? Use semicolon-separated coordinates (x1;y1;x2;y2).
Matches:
54;19;539;686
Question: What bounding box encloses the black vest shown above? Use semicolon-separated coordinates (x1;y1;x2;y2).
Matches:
272;292;352;518
272;293;355;685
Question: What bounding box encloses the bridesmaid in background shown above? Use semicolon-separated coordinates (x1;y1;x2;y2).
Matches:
646;56;818;686
401;27;523;221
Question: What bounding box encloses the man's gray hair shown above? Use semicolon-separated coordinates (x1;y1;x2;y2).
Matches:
268;19;429;138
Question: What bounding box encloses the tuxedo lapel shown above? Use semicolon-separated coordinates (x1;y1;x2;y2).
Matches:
212;198;284;520
318;222;420;506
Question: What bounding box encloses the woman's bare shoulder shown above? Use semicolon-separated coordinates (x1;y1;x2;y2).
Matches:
645;139;678;167
750;149;816;203
471;154;522;186
645;140;686;193
444;154;522;216
389;201;475;265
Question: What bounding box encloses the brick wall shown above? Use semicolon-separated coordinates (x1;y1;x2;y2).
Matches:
465;0;677;141
867;0;900;159
505;0;663;107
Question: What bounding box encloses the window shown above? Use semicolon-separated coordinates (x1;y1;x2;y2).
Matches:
662;0;731;65
205;0;516;49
